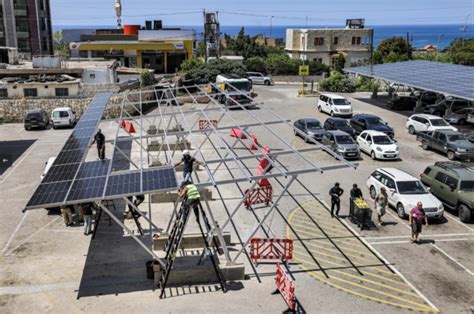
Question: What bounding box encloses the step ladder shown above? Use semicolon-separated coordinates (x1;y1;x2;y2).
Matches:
92;200;113;240
159;198;226;298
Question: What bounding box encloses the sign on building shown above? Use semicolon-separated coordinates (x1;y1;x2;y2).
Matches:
346;19;365;29
299;65;309;76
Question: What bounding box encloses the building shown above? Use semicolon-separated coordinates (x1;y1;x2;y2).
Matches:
69;21;195;73
285;20;373;67
0;75;80;98
0;0;53;58
255;35;284;48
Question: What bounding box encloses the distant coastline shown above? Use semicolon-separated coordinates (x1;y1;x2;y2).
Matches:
55;24;474;49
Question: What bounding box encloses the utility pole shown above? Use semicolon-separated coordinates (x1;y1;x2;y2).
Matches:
436;34;445;62
461;13;473;45
269;16;274;38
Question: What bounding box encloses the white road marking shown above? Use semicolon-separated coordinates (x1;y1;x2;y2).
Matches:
364;232;474;240
370;238;471;245
431;243;474;276
1;211;29;255
443;211;474;232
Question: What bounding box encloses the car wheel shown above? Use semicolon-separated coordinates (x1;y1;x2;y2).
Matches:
25;126;31;131
397;203;407;219
318;105;322;112
370;151;377;160
264;80;270;86
421;141;429;150
458;204;471;223
52;124;57;129
330;111;335;117
458;119;466;125
408;125;416;134
369;186;377;199
447;150;455;160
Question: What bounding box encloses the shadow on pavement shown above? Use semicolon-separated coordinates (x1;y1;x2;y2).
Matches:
0;139;36;175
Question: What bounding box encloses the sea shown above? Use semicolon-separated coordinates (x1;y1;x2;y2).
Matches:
54;24;474;49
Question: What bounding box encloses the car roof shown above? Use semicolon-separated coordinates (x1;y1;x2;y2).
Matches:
410;113;443;119
52;107;72;111
326;130;350;136
327;117;346;122
360;130;389;136
353;113;378;119
298;118;320;123
321;93;346;99
26;108;43;113
377;168;417;181
431;162;474;180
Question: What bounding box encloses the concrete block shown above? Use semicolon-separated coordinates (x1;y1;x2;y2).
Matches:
151;189;213;203
153;232;232;251
147;140;191;152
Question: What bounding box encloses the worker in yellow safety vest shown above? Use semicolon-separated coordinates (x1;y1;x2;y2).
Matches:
178;181;201;220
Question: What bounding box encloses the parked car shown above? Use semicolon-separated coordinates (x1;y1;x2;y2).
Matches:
413;91;443;105
466;132;474;143
24;109;49;130
424;97;472;116
321;130;360;159
387;96;417;110
51;107;76;129
350;114;394;138
420;161;474;222
405;114;458;135
366;168;444;219
444;107;474;125
246;72;273;85
416;130;474;160
293;118;326;142
317;93;353;118
323;117;355;137
357;130;399;160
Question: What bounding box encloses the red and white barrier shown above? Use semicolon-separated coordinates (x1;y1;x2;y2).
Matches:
274;262;296;312
199;119;218;130
244;186;273;209
250;238;293;262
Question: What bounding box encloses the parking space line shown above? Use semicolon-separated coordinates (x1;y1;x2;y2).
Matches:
443;211;474;232
369;238;471;245
364;232;474;240
291;218;355;238
1;211;29;255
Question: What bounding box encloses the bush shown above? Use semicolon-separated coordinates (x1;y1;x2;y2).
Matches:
245;57;267;73
179;58;204;73
319;72;356;93
186;59;248;84
308;61;331;75
265;54;302;75
355;76;380;92
139;69;156;87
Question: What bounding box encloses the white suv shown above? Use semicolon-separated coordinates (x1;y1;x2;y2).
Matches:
51;107;76;129
406;113;457;135
356;130;399;160
317;93;353;118
366;168;444;219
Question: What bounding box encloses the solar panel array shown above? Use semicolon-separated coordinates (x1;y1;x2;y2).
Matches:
26;92;178;210
344;60;474;101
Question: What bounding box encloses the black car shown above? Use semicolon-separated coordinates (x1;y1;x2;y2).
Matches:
414;91;444;105
293;118;326;142
323;117;355;136
24;109;49;130
387;96;417;110
424;98;472;116
350;114;394;138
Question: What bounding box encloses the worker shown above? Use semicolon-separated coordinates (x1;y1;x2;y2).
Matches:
349;184;363;219
90;129;105;160
178;181;201;221
329;182;344;217
174;150;204;187
60;205;73;227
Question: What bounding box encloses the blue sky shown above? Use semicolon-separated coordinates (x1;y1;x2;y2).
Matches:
51;0;473;26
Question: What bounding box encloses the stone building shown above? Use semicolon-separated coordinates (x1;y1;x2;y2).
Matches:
285;26;373;67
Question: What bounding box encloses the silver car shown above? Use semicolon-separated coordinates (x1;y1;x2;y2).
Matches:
444;107;474;125
321;130;361;159
246;72;273;86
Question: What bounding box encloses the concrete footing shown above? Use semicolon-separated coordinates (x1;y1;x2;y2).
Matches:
151;189;213;203
153;232;232;251
147;140;191;151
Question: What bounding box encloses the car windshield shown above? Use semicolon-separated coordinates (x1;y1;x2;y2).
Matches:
366;117;385;125
460;181;474;191
334;120;350;127
335;135;354;144
26;112;42;119
373;135;393;145
448;134;467;142
333;98;350;106
307;121;322;129
397;181;428;194
430;119;449;126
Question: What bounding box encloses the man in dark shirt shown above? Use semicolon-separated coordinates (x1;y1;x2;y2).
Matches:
349;184;363;219
90;129;105;160
329;182;344;217
174;150;203;187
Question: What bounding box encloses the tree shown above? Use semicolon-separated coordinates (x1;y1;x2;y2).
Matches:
52;31;69;58
179;58;204;73
139;69;156;86
376;37;412;63
319;72;356;93
372;51;383;64
334;54;346;73
245;57;267;73
265;54;301;75
185;59;248;84
225;28;267;59
446;38;474;66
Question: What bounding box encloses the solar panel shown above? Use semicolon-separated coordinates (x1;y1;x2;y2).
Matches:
55;149;84;165
41;163;80;183
344;61;474;101
142;167;177;192
66;176;107;202
76;160;110;179
105;171;141;196
26;181;73;208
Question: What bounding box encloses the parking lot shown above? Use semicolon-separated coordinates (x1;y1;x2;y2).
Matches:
0;84;473;313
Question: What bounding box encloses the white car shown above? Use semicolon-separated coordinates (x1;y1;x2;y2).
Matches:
317;93;353;118
366;168;444;219
246;72;273;85
406;114;458;135
51;107;76;129
356;130;399;160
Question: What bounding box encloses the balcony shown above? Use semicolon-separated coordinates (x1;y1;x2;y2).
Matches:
16;27;29;38
14;5;27;16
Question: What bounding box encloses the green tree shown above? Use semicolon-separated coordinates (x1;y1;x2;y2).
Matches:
225;28;267;59
334;54;346;73
376;37;412;63
446;38;474;66
179;57;204;73
319;72;356;93
265;54;301;75
372;51;383;64
308;60;330;75
244;56;267;73
139;69;156;86
185;59;248;84
52;31;69;58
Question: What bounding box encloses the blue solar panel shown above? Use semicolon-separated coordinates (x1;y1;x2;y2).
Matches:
344;61;474;101
76;160;110;179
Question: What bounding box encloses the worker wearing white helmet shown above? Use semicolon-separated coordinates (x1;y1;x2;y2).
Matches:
174;150;204;187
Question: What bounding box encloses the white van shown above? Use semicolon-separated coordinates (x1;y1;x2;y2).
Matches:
317;93;353;118
51;107;76;129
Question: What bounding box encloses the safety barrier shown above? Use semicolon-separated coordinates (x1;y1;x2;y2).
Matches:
199;119;218;130
244;186;273;209
250;134;259;150
250;238;293;262
273;262;296;312
229;128;247;139
120;119;136;133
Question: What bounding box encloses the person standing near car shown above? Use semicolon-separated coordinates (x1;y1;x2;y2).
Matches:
374;187;388;226
329;182;344;217
409;201;428;243
81;203;94;235
90;129;105;160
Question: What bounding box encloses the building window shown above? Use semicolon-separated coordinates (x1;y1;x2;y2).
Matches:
89;74;96;79
361;36;371;45
55;88;69;97
331;57;338;66
313;37;324;45
24;88;38;97
0;89;7;98
352;36;361;45
313;58;323;64
333;37;339;45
